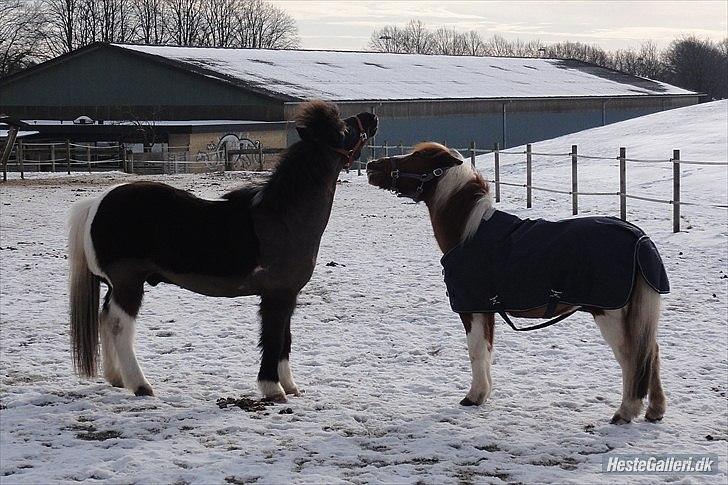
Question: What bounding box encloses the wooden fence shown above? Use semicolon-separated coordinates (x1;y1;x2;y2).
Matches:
364;141;728;233
1;140;124;180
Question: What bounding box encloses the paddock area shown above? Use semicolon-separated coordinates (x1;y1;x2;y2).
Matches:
0;163;726;483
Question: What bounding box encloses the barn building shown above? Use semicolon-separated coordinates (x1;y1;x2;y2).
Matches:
0;42;699;152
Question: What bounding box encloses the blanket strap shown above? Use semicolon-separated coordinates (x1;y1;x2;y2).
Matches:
497;309;579;331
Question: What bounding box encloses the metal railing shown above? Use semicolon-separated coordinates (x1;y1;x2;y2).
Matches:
361;141;728;233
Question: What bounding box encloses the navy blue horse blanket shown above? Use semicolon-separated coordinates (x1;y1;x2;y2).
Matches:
441;211;669;314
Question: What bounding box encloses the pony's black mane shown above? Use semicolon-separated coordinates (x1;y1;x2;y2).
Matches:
223;101;345;211
222;141;337;211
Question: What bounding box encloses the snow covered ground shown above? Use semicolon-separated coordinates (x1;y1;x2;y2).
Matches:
1;101;726;484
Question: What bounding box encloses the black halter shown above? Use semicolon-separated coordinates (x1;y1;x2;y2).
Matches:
388;158;448;201
331;115;368;169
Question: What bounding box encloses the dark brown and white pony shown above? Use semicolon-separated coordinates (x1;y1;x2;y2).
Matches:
366;142;666;424
68;101;377;401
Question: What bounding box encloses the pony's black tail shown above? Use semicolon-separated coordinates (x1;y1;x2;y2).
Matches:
68;198;100;377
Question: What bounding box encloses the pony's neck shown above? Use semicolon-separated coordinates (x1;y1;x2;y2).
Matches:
255;142;341;214
423;163;493;253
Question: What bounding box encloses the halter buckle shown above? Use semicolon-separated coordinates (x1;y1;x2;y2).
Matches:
390;169;400;179
433;168;444;177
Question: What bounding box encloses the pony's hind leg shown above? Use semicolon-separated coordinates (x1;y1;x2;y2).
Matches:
459;313;494;406
258;291;297;402
99;288;123;387
633;275;666;422
107;278;154;396
595;309;642;423
595;275;663;424
645;344;666;422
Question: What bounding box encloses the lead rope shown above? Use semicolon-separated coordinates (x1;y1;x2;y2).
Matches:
497;309;579;332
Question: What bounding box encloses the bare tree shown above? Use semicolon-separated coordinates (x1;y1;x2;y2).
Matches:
368;24;408;53
368;20;432;54
663;36;727;99
165;0;203;46
402;20;432;54
1;1;48;77
543;41;609;65
461;30;485;56
42;0;78;54
200;0;236;47
431;27;466;55
482;34;513;56
232;0;299;49
133;0;167;44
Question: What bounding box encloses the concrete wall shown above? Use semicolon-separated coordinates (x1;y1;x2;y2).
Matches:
171;127;287;170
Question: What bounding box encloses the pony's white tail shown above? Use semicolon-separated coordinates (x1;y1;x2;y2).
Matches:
68;198;100;377
626;274;661;400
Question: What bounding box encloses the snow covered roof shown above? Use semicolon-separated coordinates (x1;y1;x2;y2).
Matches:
20;119;286;127
0;130;39;139
114;44;695;102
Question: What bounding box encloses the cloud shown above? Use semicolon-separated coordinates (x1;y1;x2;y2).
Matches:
271;0;728;50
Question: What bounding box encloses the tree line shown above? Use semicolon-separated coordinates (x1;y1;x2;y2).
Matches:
1;0;299;77
369;20;728;100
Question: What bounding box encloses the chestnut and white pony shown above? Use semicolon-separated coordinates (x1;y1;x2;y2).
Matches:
366;142;666;424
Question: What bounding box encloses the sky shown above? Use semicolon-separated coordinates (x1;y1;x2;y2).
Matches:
269;1;728;51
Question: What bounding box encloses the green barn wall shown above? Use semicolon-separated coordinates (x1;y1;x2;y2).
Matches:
0;46;283;120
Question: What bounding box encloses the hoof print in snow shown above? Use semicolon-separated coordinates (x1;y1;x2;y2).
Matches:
325;261;345;267
278;407;293;415
76;430;122;441
216;397;274;413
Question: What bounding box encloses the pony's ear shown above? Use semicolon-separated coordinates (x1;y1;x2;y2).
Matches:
296;126;312;141
413;146;464;166
442;150;464;166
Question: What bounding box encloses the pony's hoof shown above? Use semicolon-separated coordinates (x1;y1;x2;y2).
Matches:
284;386;301;396
106;377;124;388
644;411;664;423
460;397;478;406
263;393;287;403
134;385;154;397
610;413;631;425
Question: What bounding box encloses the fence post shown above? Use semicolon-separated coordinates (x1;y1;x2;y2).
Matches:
87;144;92;173
673;149;680;233
258;141;263;171
619;147;626;221
51;144;56;172
493;142;500;203
18;140;24;180
384;140;388;158
526;144;532;208
469;140;476;169
571;145;578;215
399;141;404;155
120;144;126;173
1;126;19;182
66;140;71;174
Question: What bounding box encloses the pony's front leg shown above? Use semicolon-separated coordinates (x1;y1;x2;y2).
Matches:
278;315;300;396
459;313;494;406
258;291;297;402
